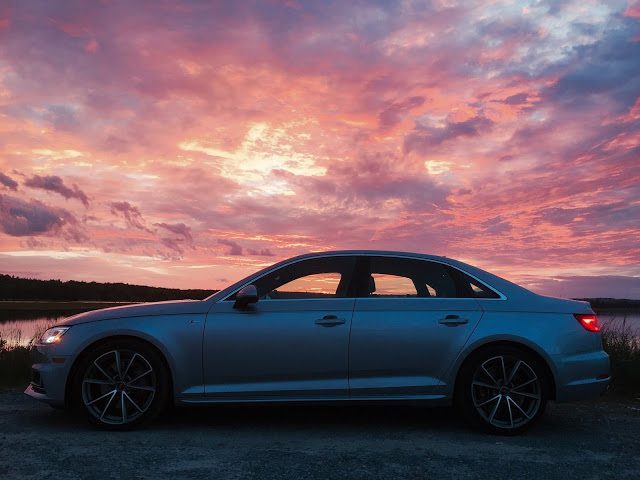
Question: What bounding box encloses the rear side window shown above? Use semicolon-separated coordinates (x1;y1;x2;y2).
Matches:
370;274;418;296
355;256;501;299
358;257;458;298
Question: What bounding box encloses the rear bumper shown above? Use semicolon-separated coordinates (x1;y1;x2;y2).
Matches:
553;350;610;402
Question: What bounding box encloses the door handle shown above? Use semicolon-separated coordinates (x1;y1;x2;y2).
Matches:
438;314;469;326
315;315;346;327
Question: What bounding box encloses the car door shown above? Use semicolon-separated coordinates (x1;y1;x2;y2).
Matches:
203;255;356;400
348;255;484;398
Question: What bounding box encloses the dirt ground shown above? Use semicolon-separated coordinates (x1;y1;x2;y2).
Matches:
1;390;639;479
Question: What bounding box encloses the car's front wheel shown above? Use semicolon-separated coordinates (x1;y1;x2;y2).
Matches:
458;346;548;435
71;338;170;429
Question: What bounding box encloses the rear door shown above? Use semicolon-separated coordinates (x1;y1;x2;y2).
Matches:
348;256;483;398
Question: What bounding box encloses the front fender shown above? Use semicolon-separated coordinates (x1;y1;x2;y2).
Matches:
59;314;205;402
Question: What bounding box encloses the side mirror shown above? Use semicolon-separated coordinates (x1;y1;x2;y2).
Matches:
234;284;258;309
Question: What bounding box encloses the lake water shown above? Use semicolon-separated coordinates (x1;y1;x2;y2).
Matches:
0;310;75;346
1;307;639;347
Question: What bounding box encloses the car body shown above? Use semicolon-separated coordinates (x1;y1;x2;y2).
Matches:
26;250;610;433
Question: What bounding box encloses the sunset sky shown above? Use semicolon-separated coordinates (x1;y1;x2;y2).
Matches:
0;0;639;298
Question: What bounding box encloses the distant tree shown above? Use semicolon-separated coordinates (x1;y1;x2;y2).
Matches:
0;274;216;302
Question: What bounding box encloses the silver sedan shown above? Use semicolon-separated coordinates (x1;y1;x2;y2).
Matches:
26;251;610;434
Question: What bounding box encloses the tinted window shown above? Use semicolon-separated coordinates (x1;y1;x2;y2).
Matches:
231;256;356;300
357;257;458;298
270;272;343;299
371;274;418;296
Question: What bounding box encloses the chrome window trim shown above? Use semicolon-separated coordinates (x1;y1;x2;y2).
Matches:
220;253;507;302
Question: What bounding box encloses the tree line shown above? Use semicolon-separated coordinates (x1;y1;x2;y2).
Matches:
0;274;216;302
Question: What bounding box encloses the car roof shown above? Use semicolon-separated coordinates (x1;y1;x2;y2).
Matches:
207;250;536;302
285;250;449;262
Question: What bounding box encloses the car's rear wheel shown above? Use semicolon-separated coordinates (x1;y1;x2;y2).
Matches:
71;338;169;429
458;346;548;435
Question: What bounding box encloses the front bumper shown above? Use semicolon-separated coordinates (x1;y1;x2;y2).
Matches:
23;346;71;408
554;350;610;402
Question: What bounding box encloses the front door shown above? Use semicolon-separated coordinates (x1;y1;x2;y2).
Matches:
203;256;356;400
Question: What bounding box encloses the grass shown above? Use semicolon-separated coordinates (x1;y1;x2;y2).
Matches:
0;343;32;387
601;319;640;395
0;322;55;388
0;333;34;388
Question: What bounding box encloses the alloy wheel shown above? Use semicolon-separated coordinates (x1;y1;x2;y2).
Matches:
471;355;542;430
81;349;156;425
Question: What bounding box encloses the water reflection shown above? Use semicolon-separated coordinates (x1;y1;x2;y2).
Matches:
0;310;80;346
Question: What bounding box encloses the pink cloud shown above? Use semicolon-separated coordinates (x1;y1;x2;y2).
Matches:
84;38;99;54
0;1;637;296
625;2;640;18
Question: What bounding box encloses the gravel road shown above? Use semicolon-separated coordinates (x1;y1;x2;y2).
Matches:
1;390;639;480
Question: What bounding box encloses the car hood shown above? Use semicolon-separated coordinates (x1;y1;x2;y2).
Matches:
58;299;211;326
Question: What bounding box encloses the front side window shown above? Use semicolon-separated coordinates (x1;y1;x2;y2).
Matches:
268;272;343;299
229;256;356;300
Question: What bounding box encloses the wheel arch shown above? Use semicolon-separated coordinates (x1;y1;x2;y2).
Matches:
64;334;175;408
452;338;557;401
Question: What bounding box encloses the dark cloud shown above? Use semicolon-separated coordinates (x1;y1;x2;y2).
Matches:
545;24;640;112
218;238;243;255
247;248;275;256
155;222;193;242
24;175;89;206
478;17;539;41
482;216;512;235
0;172;18;190
403;115;494;154
378;96;425;130
539;202;640;231
0;194;69;236
503;93;528;105
110;201;147;230
159;237;185;256
154;222;194;257
45;104;79;131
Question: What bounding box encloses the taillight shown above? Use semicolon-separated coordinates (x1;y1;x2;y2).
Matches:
574;314;600;332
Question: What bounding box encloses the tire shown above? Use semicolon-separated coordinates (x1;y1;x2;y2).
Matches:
457;345;549;435
70;338;170;430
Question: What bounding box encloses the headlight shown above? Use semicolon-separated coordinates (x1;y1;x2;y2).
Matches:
40;327;70;344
